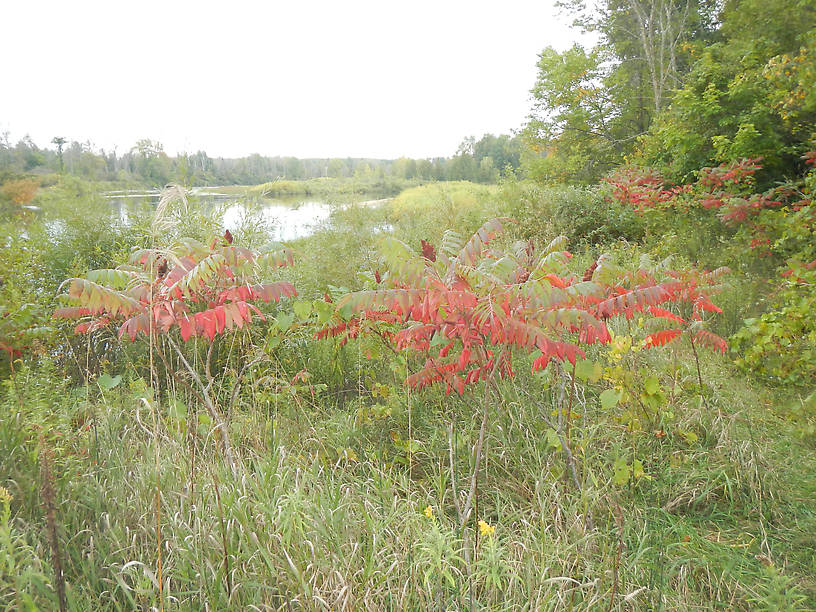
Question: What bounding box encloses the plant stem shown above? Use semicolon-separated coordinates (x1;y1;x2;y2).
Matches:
40;450;67;612
566;360;577;446
166;335;238;476
212;470;232;600
688;333;705;403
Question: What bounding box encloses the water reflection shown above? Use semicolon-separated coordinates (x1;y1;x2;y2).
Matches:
223;201;331;241
100;190;383;241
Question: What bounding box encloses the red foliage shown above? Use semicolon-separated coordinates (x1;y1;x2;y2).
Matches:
638;267;729;354
420;239;437;262
644;328;683;348
693;329;728;354
0;341;23;359
606;158;801;232
603;166;684;213
697;158;762;189
317;221;728;395
781;258;816;283
54;237;296;342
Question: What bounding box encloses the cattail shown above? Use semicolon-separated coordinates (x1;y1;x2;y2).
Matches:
41;450;67;612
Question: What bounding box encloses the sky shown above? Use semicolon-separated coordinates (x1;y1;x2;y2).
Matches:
1;0;586;159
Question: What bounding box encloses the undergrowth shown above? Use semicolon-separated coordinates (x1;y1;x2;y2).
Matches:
1;345;814;610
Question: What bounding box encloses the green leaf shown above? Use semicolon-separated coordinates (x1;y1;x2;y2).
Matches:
545;428;561;451
575;358;602;383
632;459;651;481
644;376;660;395
679;430;699;445
266;334;282;352
97;373;122;391
600;388;620;410
275;312;294;331
338;302;354;321
167;399;187;421
292;301;312;321
312;300;334;325
612;457;630;486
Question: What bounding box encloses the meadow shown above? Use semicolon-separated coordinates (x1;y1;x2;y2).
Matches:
1;174;814;611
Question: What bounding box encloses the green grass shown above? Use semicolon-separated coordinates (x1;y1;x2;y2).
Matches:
249;177;422;200
1;342;814;610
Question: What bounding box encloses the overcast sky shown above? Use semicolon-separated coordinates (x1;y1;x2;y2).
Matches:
1;1;585;159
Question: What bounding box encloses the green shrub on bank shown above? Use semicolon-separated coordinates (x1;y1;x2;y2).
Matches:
499;179;645;248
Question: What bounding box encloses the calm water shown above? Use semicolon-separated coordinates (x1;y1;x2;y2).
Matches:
100;189;385;241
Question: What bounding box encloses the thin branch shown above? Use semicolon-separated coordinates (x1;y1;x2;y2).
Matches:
166;334;238;476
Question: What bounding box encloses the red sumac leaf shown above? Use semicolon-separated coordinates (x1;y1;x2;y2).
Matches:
644;328;682;348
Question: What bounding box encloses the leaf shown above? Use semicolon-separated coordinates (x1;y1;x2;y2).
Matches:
266;333;282;352
275;312;295;332
312;300;334;325
600;388;620;410
632;459;651;481
694;329;728;354
168;399;187;421
545;428;561;451
575;358;602;383
596;282;681;318
455;218;510;266
170;252;228;296
644;328;682;348
648;306;685;324
256;245;295;269
293;300;312;321
97;373;122;391
540;235;568;257
86;268;141;289
679;430;699;445
378;236;427;284
61;278;142;317
217;281;297;304
613;458;630;486
52;306;92;320
644;376;660;395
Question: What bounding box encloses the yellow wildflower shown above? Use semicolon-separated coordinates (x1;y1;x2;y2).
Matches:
424;505;434;519
478;519;495;537
0;486;11;504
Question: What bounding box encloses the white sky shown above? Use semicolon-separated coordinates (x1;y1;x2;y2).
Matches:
1;0;585;159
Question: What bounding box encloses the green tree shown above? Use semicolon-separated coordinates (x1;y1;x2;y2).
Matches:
525;0;714;182
51;137;66;173
524;45;628;183
637;0;816;181
328;158;346;178
130;139;172;186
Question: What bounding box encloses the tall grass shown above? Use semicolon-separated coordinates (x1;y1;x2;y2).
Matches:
1;343;814;610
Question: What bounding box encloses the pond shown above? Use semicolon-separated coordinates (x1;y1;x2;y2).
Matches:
101;188;390;241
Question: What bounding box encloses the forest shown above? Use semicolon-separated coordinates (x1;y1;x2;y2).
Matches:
0;133;522;187
1;0;815;609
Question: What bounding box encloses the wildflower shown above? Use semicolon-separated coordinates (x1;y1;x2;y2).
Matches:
424;505;434;519
0;486;10;504
478;519;495;537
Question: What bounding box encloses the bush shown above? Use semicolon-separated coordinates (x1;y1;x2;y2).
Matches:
499;179;645;248
1;177;39;207
386;181;500;247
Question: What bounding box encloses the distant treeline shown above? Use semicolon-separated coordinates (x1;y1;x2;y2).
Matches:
0;132;522;187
